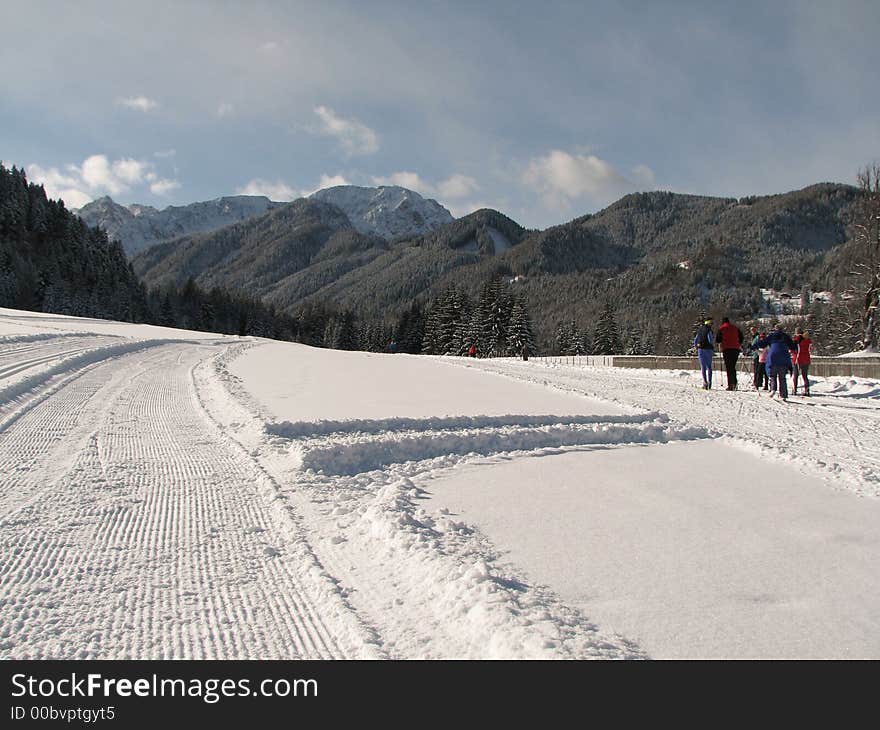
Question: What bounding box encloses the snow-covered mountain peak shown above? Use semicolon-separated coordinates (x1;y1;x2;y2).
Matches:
75;195;282;256
309;185;454;239
129;203;159;218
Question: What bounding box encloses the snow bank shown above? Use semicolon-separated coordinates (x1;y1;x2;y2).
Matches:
818;378;880;398
298;420;709;477
269;411;666;439
0;331;99;345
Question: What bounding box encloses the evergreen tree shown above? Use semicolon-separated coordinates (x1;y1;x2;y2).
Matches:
592;300;622;354
506;294;536;356
395;301;425;354
421;287;471;354
554;320;581;355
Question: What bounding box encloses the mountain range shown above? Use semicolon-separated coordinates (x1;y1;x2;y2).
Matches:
75;195;283;256
128;182;863;350
76;185;454;256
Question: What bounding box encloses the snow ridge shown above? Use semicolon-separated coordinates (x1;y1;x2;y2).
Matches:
296;420;708;477
268;411;668;438
310;185;453;239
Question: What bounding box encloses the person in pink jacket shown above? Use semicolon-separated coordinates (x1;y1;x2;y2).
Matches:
794;331;813;395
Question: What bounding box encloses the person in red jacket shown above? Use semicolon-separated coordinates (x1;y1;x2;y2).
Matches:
716;317;744;390
794;330;813;395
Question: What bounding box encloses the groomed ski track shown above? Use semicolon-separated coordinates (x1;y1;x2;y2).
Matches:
0;335;379;659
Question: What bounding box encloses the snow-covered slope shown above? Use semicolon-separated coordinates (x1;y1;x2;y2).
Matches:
310;185;454;239
2;306;879;659
75;195;282;256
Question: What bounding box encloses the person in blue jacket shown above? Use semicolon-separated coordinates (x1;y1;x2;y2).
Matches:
755;323;796;400
693;316;715;389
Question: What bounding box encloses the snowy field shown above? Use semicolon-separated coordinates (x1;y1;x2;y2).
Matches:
1;308;878;659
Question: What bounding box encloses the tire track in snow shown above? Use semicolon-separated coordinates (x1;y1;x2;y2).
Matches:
0;340;378;659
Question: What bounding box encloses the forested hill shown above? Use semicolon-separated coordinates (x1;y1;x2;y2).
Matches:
132;205;525;312
133;181;861;351
0;164;148;320
0;163;308;341
481;183;862;349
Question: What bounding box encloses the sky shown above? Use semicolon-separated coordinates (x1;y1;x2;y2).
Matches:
2;0;878;229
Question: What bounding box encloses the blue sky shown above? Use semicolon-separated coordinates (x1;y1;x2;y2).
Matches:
2;0;878;228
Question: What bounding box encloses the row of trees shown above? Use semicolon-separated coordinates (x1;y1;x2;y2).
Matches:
550;293;872;358
853;163;879;350
419;279;535;356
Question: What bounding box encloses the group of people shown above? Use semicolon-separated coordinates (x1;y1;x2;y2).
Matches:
693;316;813;400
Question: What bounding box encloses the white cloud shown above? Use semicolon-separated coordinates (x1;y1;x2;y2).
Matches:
313;173;349;191
236;178;301;201
26;162;93;209
238;173;351;200
371;171;432;194
313;105;379;156
446;200;495;218
521;149;641;210
112;158;151;185
436;174;480;199
150;178;181;196
79;155;123;194
27;154;180;208
217;102;234;118
116;95;159;112
371;171;480;200
27;163;81;193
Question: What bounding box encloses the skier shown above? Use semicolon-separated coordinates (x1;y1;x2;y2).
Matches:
717;317;744;390
755;331;769;390
468;344;477;358
755;323;796;400
693;316;715;389
389;340;397;354
749;326;764;390
794;330;813;395
790;327;803;394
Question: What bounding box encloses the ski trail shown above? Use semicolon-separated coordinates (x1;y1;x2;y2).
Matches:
0;339;378;659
